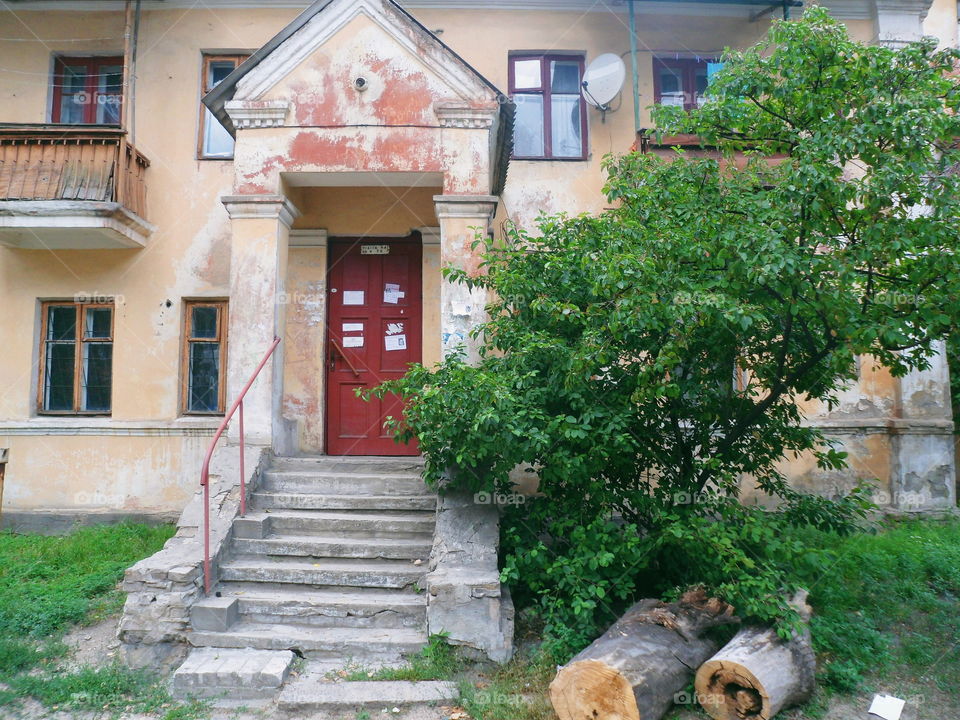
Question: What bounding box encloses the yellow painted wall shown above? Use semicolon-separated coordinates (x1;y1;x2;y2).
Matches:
0;3;951;513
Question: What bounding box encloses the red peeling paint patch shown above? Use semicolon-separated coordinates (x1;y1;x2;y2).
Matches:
286;54;434;127
364;56;434;125
286;130;443;174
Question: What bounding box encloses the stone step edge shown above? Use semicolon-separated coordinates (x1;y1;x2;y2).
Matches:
277;680;459;709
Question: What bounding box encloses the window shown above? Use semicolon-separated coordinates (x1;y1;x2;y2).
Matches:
182;301;228;414
509;54;587;160
653;58;722;111
39;302;113;414
199;55;246;158
51;56;123;124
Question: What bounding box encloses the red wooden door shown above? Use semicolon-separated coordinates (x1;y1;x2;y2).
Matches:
326;237;422;456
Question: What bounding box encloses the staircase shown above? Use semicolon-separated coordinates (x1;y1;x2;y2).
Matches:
184;456;435;665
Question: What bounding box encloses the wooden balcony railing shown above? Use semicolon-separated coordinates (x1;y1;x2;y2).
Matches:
0;124;149;220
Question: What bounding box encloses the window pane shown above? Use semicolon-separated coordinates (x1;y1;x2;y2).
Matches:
551;61;581;94
85;307;111;339
189;343;221;412
209;61;236;89
191;306;219;339
81;342;112;412
47;306;76;341
694;66;709;107
551;94;582;158
513;94;544;157
658;66;685;106
203;108;235;157
201;60;238;157
96;65;123;124
58;65;88;124
512;59;541;90
45;342;75;411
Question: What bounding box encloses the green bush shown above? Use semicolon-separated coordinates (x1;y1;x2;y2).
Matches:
371;9;960;659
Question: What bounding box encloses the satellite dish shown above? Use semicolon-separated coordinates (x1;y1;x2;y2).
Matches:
582;53;626;110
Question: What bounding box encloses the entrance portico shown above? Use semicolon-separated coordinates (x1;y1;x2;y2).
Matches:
205;0;511;455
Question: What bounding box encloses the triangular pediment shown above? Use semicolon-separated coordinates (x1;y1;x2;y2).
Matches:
204;0;503;133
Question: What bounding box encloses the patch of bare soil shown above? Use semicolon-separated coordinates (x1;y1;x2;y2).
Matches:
59;615;122;671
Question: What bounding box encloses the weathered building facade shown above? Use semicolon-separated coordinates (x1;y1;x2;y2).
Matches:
0;0;955;527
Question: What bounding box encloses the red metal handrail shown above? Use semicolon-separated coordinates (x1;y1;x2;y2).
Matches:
199;336;281;594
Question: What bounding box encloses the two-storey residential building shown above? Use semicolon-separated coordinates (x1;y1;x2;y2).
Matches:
0;0;954;528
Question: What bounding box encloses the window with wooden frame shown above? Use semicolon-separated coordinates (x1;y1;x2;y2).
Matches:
199;55;247;159
509;53;587;160
39;302;114;414
51;56;124;125
653;57;721;112
182;301;228;415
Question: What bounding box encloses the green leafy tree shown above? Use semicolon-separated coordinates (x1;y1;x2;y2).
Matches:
371;9;960;653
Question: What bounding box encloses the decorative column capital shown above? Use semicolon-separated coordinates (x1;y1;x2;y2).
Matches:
871;0;933;47
434;101;499;129
224;100;290;129
433;195;498;220
222;195;300;228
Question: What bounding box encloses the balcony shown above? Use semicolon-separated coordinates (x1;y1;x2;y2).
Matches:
0;125;154;249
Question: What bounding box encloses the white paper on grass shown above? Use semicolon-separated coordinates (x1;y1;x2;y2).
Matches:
385;334;407;351
342;336;364;348
342;290;364;305
342;323;363;332
868;695;906;720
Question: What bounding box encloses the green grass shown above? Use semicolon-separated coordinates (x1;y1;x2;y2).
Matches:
793;517;960;698
344;634;462;682
467;517;960;719
459;648;557;720
0;522;176;638
0;522;211;719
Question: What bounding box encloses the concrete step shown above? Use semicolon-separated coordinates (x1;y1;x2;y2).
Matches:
270;456;425;476
251;492;436;512
237;510;435;539
278;679;459;710
219;556;428;589
216;584;426;629
188;622;428;660
233;534;432;561
261;471;432;496
172;648;294;699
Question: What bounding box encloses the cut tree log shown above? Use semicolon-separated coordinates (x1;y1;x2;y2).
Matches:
694;590;816;720
549;589;738;720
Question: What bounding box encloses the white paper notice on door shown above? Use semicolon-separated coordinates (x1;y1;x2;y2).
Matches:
383;283;405;304
385;334;407;351
342;336;364;348
342;323;363;332
343;290;365;305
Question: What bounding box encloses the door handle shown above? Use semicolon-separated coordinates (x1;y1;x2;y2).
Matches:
329;338;362;378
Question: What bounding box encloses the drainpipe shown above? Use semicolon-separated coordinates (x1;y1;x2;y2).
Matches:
0;449;7;525
628;0;641;135
131;0;141;147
